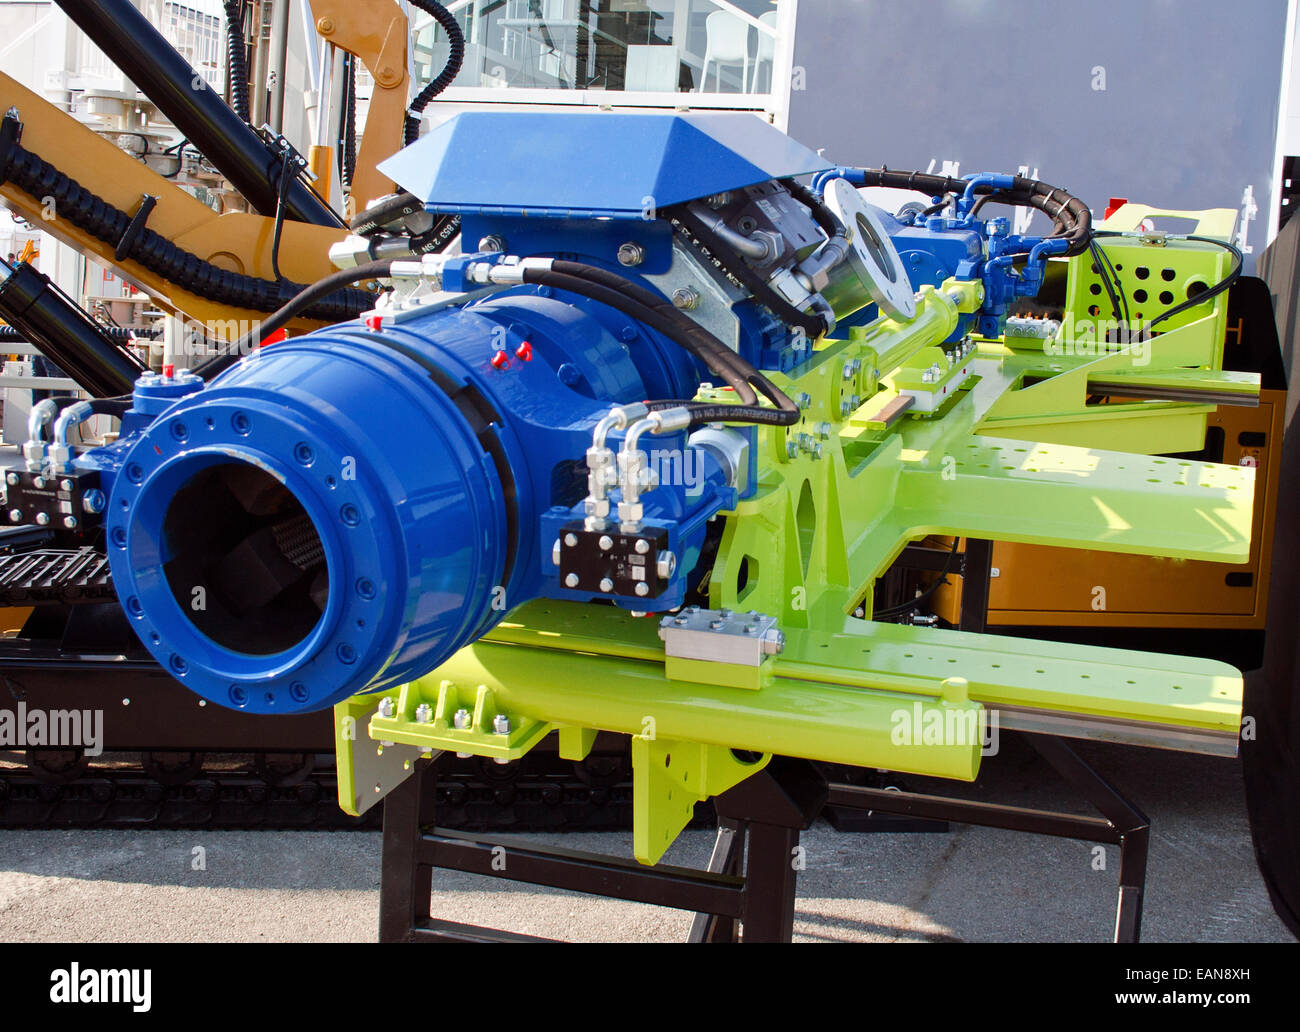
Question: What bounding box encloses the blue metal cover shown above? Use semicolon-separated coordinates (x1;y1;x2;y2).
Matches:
378;111;833;220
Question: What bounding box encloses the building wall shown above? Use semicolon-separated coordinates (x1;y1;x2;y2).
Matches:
786;0;1290;268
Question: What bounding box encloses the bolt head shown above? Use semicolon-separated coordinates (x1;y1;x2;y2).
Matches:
377;697;395;718
671;286;700;311
5;473;17;486
634;582;649;596
564;572;580;588
62;516;77;530
617;242;645;266
7;509;20;522
35;512;49;526
656;551;677;579
564;532;579;547
453;708;471;729
599;577;614;593
634;538;650;554
59;479;73;491
32;476;45;489
415;703;432;723
492;713;511;735
598;534;613;550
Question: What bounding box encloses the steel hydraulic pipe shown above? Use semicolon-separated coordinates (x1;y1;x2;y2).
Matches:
54;0;341;227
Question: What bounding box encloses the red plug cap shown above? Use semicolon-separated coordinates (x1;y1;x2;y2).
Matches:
515;340;533;362
490;350;510;370
162;363;174;379
364;314;384;332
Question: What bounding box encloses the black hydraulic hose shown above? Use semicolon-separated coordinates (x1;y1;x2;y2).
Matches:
404;1;466;145
1092;231;1242;328
341;55;358;188
545;260;800;423
350;191;427;234
349;191;462;254
522;265;762;406
193;259;396;379
528;261;799;426
854;168;1092;256
81;396;134;420
54;0;339;226
0;325;156;343
669;202;830;339
784;177;843;242
0;124;370;324
644;387;799;428
223;0;250;123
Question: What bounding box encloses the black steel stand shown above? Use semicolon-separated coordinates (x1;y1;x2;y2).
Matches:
379;755;826;943
822;734;1149;943
377;538;1151;943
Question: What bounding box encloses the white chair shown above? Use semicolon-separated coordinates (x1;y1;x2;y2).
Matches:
749;11;778;93
699;11;749;93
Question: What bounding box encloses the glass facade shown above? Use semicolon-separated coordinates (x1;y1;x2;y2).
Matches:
414;1;788;103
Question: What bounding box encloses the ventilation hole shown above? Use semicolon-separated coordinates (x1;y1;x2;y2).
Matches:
1135;266;1150;280
1161;268;1176;281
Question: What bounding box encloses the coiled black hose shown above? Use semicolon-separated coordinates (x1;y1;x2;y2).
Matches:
0;127;370;323
341;54;357;188
0;324;157;343
404;1;466;145
223;0;250;123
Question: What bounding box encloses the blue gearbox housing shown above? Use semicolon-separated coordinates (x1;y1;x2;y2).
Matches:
94;290;738;714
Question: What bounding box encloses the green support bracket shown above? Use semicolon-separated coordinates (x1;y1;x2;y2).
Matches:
632;737;770;864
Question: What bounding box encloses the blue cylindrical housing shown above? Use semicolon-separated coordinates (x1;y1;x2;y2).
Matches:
104;292;700;713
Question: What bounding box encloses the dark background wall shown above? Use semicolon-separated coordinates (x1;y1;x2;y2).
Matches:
785;0;1289;270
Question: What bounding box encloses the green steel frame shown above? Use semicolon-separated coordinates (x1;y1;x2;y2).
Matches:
339;219;1257;865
